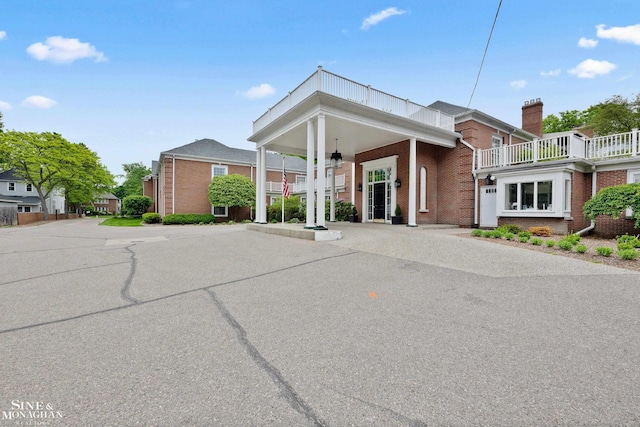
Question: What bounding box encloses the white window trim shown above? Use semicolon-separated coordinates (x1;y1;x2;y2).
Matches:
360;156;398;224
8;182;15;191
496;171;571;218
212;206;228;217
212;165;228;178
625;169;640;217
212;165;229;217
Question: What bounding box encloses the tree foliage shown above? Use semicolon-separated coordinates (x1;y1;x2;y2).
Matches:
118;162;151;198
583;183;640;228
0;111;4;132
543;94;640;135
208;174;255;221
0;131;115;220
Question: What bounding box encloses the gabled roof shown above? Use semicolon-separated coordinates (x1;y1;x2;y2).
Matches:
160;138;307;171
0;169;20;181
428;100;537;140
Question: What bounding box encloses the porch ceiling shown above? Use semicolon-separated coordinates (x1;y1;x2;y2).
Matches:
248;92;460;162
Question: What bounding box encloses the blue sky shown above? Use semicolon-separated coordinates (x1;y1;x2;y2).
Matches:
1;0;639;179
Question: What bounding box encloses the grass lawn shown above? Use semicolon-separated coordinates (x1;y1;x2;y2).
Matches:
99;217;144;227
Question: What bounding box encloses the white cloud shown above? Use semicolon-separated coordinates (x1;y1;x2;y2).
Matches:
568;59;617;78
239;83;275;99
578;37;598;48
21;95;57;109
361;7;406;30
26;36;107;64
541;68;562;77
0;31;6;41
510;80;526;90
596;24;640;45
0;100;12;110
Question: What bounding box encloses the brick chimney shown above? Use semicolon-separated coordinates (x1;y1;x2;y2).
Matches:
522;98;543;137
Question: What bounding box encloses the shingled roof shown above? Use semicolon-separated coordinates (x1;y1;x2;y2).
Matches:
160;138;307;171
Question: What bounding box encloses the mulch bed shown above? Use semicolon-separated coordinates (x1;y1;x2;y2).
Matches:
462;233;640;273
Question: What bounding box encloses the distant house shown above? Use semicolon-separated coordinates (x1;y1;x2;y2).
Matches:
0;169;65;214
144;138;353;221
91;193;120;214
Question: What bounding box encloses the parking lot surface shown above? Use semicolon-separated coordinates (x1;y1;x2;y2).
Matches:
1;219;639;426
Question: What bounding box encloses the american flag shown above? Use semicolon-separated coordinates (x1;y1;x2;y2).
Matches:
282;170;290;199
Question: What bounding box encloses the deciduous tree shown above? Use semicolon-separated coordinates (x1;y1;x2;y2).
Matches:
0;131;114;220
120;162;151;197
208;174;255;221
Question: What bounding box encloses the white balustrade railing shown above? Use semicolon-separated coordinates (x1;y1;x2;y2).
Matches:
265;174;346;194
253;67;455;134
476;131;638;169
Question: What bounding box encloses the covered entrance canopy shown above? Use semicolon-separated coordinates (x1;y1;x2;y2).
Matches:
248;67;460;227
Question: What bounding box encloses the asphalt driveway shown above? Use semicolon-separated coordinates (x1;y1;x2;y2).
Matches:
1;219;639;426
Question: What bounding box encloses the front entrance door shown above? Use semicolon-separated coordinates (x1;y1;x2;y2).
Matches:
373;183;386;220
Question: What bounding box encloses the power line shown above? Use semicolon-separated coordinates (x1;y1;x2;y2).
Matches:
466;0;503;110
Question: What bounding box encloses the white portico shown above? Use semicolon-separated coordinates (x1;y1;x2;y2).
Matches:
248;67;460;228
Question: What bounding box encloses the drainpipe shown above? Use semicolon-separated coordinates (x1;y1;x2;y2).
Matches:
172;154;176;214
576;166;596;236
459;137;479;226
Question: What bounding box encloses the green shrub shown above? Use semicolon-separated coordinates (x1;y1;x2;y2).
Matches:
531;237;543;246
504;232;515;241
565;234;581;245
142;213;161;224
288;218;300;223
268;196;305;222
619;249;639;260
482;231;493;238
497;224;522;234
471;229;484;237
161;214;216;225
490;230;503;239
575;244;588;253
546;240;556;248
557;239;573;251
518;235;529;243
595;246;613;257
617;234;640;248
122;195;153;217
618;242;635;251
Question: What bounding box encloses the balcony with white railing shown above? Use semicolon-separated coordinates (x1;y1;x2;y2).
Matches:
253;67;455;135
265;174;346;194
476;129;640;170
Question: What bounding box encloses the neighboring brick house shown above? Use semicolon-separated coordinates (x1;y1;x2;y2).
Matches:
91;193;120;214
248;67;639;236
144;138;353;222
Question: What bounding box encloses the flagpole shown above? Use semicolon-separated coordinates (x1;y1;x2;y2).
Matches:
282;156;285;225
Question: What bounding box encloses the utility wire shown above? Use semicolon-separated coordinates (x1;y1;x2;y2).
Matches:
466;0;503;110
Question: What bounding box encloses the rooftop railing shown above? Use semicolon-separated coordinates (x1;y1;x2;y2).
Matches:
477;129;639;169
253;67;455;134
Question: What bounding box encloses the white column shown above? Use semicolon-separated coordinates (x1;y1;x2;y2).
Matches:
259;147;267;223
316;114;326;228
408;137;417;227
329;167;335;222
255;149;262;222
305;120;316;228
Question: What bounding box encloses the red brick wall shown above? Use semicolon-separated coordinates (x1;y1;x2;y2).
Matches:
143;179;155;213
571;171;592;231
354;139;475;226
435;142;475;226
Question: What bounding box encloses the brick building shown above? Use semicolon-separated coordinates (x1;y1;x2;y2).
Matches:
249;67;639;236
144;138;353;222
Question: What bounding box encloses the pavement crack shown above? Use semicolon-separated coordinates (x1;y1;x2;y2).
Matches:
121;245;141;304
328;387;427;426
205;288;327;427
